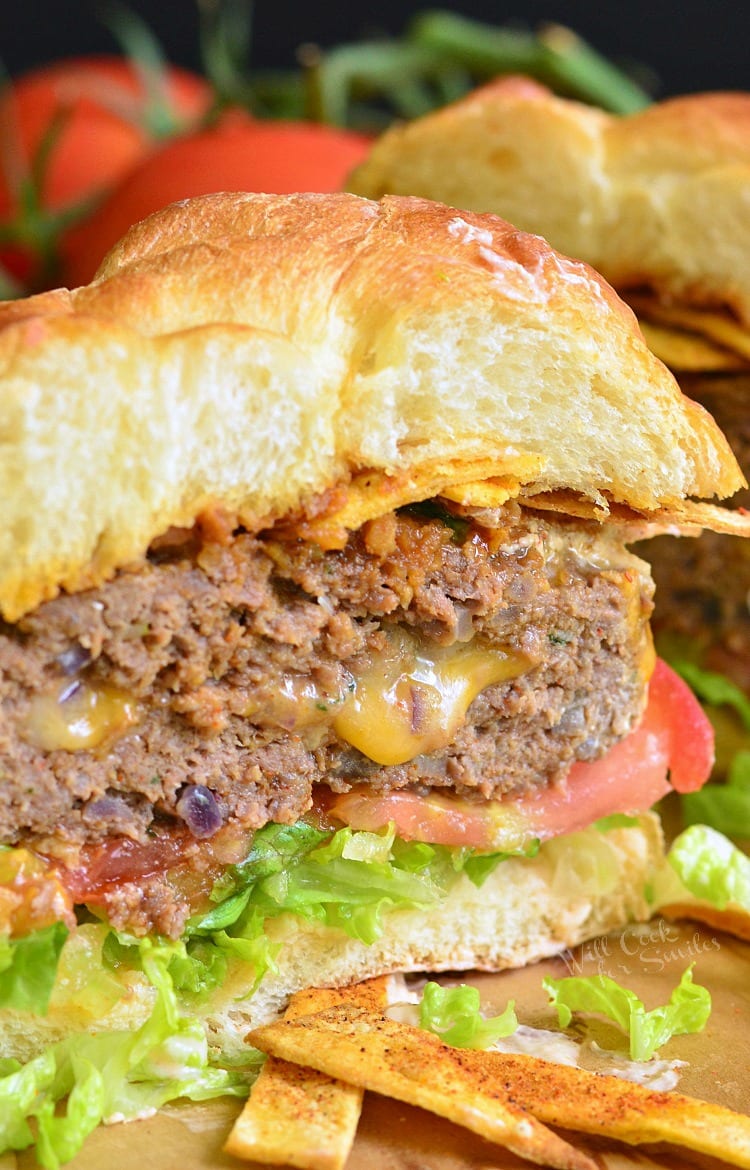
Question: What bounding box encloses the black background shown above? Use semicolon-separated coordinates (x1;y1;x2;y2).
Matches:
2;1;748;99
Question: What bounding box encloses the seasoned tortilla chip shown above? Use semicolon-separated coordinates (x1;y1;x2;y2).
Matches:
225;978;388;1169
249;1005;750;1170
291;455;543;547
520;488;750;538
249;1005;596;1170
658;900;750;943
638;319;749;372
484;1047;750;1168
627;294;750;363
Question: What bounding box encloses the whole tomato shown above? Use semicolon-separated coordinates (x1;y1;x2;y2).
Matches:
59;110;372;287
0;55;211;290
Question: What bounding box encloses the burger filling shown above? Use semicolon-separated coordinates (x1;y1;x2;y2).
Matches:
0;500;655;936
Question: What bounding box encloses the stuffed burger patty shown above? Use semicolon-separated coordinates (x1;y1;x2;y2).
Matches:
0;193;747;1141
3;500;659;940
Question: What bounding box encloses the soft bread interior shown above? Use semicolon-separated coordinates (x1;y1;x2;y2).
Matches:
0;814;662;1065
349;82;750;330
0;192;742;621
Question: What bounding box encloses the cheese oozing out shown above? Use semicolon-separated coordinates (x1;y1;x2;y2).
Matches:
23;679;139;752
20;626;530;766
333;627;534;766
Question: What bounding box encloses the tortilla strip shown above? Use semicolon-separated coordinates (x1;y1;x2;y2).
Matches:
249;1005;750;1170
638;318;749;372
225;978;388;1169
627;294;750;362
659;901;750;943
250;1006;597;1170
518;488;750;538
292;455;541;548
484;1048;750;1169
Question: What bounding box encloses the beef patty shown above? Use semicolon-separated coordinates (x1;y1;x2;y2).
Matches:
1;502;653;855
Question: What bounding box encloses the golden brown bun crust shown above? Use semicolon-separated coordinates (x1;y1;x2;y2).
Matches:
0;191;741;620
349;82;750;327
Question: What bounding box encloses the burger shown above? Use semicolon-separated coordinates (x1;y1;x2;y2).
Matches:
349;82;750;706
0;191;745;1160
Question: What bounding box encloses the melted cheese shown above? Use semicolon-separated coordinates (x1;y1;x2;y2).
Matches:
333;628;533;766
23;679;138;752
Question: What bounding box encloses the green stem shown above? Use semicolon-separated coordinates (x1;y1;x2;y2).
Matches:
538;24;652;113
408;10;652;114
96;0;190;137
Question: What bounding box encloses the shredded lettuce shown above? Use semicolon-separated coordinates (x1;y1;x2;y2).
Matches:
184;820;530;970
657;824;750;912
0;937;256;1169
0;922;69;1013
418;981;518;1048
544;827;624;899
594;813;640;832
543;965;711;1061
0;819;501;1043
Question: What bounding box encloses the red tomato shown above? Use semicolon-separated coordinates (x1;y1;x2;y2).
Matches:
329;659;715;848
641;656;715;792
50;820;253;916
326;788;497;849
0;55;211;287
59;112;372;286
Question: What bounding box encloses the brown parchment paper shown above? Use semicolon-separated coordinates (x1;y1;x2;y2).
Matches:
12;917;750;1170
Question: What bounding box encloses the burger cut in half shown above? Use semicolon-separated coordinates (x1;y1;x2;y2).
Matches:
0;192;746;1158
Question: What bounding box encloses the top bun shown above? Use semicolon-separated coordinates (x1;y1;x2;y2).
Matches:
0;191;742;620
349;81;750;327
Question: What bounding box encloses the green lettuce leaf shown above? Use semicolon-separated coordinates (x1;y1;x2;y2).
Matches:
594;813;640;832
0;937;256;1169
662;824;750;911
681;752;750;839
672;661;750;731
187;821;528;963
418;981;518;1048
0;922;69;1013
543;965;711;1061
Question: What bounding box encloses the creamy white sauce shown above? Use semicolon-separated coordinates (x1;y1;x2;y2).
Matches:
104;1109;157;1125
582;1041;687;1092
490;1024;580;1066
385;976;687;1091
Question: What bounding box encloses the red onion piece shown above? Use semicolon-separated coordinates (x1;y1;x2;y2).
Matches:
176;784;223;839
56;643;92;675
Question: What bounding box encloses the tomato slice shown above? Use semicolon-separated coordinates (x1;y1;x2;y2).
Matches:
60;830;192;900
323;788;508;850
643;657;715;792
49;821;253;909
329;659;715;849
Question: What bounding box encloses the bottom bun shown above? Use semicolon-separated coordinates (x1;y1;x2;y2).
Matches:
0;814;663;1066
